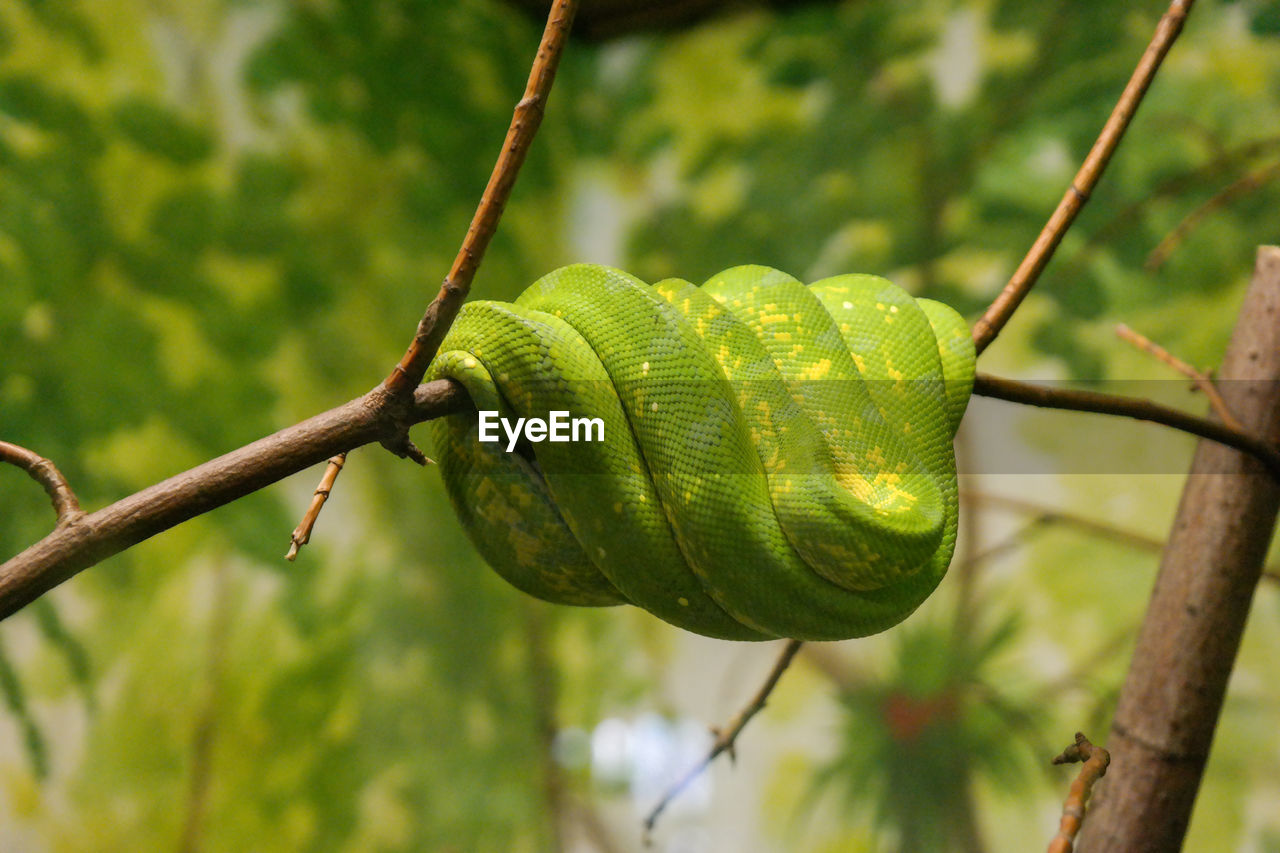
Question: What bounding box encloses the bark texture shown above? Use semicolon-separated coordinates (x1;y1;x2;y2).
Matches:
1077;246;1280;851
0;380;468;620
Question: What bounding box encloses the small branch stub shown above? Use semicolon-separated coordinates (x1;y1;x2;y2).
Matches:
1048;732;1111;853
0;441;82;527
287;454;348;560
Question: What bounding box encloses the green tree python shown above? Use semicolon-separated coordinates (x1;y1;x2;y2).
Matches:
426;264;975;641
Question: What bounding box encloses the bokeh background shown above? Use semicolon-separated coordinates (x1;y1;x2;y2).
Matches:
3;0;1280;850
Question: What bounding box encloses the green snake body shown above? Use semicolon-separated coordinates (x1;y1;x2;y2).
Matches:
426;264;974;641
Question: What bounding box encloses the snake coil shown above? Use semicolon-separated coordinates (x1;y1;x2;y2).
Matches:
427;264;974;641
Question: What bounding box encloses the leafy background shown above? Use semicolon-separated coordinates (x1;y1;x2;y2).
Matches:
2;0;1280;850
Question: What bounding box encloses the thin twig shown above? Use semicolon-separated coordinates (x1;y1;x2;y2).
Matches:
971;0;1196;354
385;0;578;398
961;490;1163;552
1047;733;1111;853
1115;323;1244;430
0;441;82;526
961;489;1280;585
289;0;578;552
1058;135;1280;284
286;454;347;560
643;639;803;839
1145;160;1280;272
1030;626;1135;705
973;372;1280;479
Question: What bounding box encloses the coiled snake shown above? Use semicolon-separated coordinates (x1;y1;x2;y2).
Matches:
426;264;974;641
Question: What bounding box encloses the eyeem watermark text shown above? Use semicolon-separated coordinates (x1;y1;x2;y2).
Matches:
478;410;605;452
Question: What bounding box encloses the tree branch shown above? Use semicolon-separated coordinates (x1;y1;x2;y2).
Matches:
0;441;82;526
972;372;1280;479
287;0;578;555
385;0;579;398
0;380;470;621
971;0;1196;354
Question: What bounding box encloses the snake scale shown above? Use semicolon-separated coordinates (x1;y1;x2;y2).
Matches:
426;264;975;641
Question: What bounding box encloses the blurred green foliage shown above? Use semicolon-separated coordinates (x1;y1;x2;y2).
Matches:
807;615;1039;853
2;0;1280;850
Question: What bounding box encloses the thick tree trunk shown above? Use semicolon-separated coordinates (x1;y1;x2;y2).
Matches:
1077;246;1280;851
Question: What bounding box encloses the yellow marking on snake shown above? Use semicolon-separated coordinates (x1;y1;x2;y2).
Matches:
800;358;832;380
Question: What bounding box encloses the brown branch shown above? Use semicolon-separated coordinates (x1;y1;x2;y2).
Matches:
0;441;82;526
288;0;578;554
385;0;578;398
1114;323;1243;430
11;358;1280;625
971;0;1196;354
1047;732;1111;853
972;372;1280;480
286;453;347;561
1145;160;1280;272
0;379;471;621
643;639;803;839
